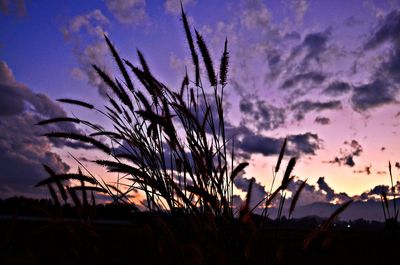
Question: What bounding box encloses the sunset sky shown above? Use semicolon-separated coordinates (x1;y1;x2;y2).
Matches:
1;0;400;219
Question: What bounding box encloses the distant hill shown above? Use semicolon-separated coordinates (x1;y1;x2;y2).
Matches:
260;199;400;222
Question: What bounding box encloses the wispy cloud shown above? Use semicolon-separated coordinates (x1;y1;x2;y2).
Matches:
105;0;147;25
62;9;111;96
290;0;309;25
291;100;342;121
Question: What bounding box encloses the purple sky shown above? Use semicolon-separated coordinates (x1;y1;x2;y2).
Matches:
1;0;400;220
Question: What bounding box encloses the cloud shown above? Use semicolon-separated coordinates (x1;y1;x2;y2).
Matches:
234;176;267;208
314;116;330;125
0;0;26;16
344;155;355;167
62;10;111;97
164;0;196;15
351;79;397;111
290;100;342;121
381;46;400;83
237;133;281;157
287;132;320;156
0;61;89;197
290;0;309;24
326;140;363;167
353;165;372;175
317;177;335;201
286;177;350;207
237;130;320;157
281;71;326;89
239;98;286;131
289;29;331;67
364;10;400;50
105;0;147;25
0;61;87;143
324;81;352;96
364;184;390;196
240;0;272;30
355;10;400;111
362;10;400;84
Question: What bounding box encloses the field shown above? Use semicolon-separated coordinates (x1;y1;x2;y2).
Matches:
1;212;399;265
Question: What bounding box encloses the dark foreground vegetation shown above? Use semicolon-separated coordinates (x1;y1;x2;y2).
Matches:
1;197;399;265
5;6;399;265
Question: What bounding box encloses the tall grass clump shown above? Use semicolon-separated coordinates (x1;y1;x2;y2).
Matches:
35;7;354;264
38;7;241;219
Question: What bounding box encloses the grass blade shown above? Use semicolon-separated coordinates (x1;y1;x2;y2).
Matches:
275;138;287;173
195;30;216;86
230;162;249;181
57;98;94;109
219;37;229;86
281;157;296;190
181;4;200;86
289;179;307;218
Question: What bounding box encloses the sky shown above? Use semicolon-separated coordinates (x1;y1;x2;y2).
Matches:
1;0;400;220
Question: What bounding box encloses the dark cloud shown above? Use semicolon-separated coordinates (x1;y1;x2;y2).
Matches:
314;116;330;125
237;130;320;157
267;50;281;68
286;177;350;208
317;177;335;201
0;83;25;116
287;133;320;156
353;165;372;175
239;98;286;131
351;79;396;111
356;10;400;112
367;185;389;196
381;47;400;83
291;100;342;121
344;155;355;167
234;176;267;208
239;98;254;113
0;61;89;197
281;71;326;89
350;140;362;155
238;134;281;157
289;29;331;67
326;140;362;167
315;177;350;204
324;81;352;96
364;10;400;50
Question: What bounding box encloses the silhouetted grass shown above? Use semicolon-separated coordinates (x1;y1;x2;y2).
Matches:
30;7;362;265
